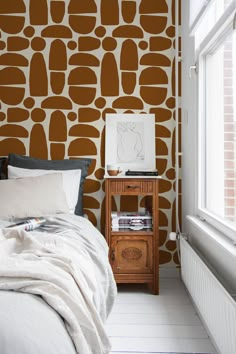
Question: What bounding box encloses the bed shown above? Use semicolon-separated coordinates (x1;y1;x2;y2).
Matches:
0;154;117;354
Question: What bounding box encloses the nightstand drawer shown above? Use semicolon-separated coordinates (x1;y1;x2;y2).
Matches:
123;180;142;193
110;180;153;194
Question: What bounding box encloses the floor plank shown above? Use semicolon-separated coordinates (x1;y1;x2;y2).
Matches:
110;337;216;353
107;311;202;326
107;324;209;339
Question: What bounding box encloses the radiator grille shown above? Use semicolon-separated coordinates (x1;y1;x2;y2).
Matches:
180;236;236;354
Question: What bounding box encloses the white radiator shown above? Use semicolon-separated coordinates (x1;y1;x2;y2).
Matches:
180;236;236;354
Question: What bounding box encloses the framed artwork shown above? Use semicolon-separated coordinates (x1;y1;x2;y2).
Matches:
105;113;156;173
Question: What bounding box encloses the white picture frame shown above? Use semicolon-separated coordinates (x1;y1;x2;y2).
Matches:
105;113;156;173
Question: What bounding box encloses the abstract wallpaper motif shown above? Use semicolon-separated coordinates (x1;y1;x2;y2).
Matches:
0;0;181;266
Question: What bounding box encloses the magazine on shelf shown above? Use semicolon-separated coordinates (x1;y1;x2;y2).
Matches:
6;217;46;231
112;225;152;231
111;211;152;219
112;218;152;226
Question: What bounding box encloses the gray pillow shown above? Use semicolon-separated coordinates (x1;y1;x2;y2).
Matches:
0;158;7;179
8;154;91;216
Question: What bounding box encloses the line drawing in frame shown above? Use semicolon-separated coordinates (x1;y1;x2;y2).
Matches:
117;120;144;163
105;113;156;173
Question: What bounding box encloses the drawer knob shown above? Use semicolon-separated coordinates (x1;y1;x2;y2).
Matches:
126;185;139;189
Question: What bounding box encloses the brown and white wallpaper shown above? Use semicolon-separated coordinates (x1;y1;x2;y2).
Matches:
0;0;181;267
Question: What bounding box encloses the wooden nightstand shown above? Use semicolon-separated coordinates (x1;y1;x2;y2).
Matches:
105;176;160;294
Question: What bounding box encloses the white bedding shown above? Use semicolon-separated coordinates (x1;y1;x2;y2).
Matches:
0;214;117;354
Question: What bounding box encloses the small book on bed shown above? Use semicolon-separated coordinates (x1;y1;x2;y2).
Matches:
6;217;46;231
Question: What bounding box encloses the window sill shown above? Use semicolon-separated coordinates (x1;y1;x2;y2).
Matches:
187;215;236;250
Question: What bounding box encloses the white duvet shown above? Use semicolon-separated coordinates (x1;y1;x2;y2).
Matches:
0;214;117;354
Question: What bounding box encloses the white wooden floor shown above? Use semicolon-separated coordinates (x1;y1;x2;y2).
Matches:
106;277;217;354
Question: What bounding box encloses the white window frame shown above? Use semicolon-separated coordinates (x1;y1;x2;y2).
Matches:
196;4;236;243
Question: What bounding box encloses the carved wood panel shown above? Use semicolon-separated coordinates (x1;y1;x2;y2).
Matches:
110;236;153;274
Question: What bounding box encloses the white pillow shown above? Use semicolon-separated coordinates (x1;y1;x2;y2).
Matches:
8;165;81;213
0;173;69;219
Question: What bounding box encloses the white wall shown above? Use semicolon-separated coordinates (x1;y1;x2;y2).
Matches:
181;0;197;225
181;0;236;292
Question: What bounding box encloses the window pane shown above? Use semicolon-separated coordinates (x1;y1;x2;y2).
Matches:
194;0;234;50
204;29;236;227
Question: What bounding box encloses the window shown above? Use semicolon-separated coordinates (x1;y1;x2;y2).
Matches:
193;0;233;50
197;0;236;241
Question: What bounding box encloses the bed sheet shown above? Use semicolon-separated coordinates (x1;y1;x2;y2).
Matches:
0;214;117;354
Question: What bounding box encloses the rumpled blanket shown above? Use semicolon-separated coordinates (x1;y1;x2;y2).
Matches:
0;214;117;354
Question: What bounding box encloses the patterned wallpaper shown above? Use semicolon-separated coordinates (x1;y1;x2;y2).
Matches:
0;0;181;267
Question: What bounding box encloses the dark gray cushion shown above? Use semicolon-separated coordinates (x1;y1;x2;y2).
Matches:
0;158;7;180
8;154;91;216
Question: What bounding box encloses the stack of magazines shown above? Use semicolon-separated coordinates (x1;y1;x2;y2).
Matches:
111;211;152;231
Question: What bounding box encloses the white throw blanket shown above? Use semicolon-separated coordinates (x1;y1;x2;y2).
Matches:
0;214;117;354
